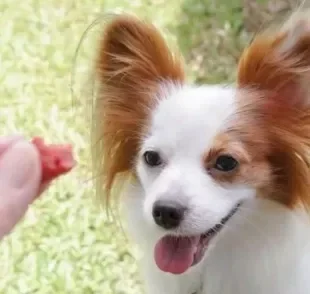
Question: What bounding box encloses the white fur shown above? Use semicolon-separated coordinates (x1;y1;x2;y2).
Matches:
121;84;310;294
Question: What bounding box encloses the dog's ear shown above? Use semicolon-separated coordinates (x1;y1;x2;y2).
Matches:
94;15;184;207
96;14;184;91
238;15;310;107
237;14;310;211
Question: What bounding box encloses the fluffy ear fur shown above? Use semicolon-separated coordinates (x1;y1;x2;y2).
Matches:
237;13;310;211
93;14;184;207
238;14;310;105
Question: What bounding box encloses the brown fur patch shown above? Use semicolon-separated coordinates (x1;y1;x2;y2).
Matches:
93;15;184;207
236;15;310;211
204;105;273;193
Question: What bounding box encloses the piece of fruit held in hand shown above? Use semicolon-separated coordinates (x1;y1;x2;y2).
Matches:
31;137;76;183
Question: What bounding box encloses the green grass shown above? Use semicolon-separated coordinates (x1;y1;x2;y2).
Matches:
0;1;249;293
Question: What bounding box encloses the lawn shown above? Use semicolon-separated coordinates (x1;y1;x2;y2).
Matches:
0;0;248;293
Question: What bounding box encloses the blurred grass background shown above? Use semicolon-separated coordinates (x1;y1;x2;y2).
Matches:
0;0;297;293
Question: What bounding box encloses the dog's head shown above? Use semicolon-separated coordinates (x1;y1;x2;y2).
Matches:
93;14;310;275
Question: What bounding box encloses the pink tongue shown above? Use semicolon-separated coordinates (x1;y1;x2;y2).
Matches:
154;236;199;275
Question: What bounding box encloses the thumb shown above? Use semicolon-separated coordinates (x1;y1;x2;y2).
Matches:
0;141;41;238
0;140;41;194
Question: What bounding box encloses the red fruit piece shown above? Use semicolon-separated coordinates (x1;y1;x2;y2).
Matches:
31;137;76;183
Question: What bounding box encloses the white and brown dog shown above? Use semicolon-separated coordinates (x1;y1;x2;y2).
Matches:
92;12;310;294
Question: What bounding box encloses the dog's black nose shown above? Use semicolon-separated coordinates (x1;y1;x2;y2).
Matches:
152;201;186;229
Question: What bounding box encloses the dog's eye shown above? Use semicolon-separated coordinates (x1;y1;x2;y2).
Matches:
143;151;162;167
214;155;238;172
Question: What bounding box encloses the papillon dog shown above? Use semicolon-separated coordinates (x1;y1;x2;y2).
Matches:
92;11;310;294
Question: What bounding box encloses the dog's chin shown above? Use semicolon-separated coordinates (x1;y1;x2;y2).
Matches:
153;203;241;275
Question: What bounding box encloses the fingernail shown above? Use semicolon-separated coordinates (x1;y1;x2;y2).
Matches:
0;134;24;143
0;141;39;188
0;135;24;154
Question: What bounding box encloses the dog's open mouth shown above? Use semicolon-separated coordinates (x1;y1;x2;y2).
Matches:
154;203;241;275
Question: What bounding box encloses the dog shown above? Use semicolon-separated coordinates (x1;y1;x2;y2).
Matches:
92;11;310;294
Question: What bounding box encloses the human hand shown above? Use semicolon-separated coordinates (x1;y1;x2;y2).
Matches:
0;136;48;239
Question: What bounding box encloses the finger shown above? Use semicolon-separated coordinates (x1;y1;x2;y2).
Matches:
0;141;41;238
0;137;52;197
0;141;41;193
